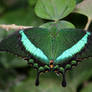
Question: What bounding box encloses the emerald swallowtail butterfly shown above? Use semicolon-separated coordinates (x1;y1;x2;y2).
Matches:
0;28;92;87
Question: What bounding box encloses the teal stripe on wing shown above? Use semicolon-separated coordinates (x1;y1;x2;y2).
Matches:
19;30;49;64
55;32;91;63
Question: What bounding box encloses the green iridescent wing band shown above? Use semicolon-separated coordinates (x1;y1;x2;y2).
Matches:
19;30;49;64
0;28;51;64
55;32;91;64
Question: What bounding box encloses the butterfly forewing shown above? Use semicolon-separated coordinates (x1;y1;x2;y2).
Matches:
0;28;92;65
54;29;92;64
0;32;29;58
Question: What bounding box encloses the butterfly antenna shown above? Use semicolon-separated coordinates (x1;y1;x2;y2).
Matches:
35;71;40;86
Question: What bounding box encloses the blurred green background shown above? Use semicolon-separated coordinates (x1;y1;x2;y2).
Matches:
0;0;92;92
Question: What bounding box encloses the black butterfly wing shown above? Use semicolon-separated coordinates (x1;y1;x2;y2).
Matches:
0;28;51;65
54;29;92;64
76;33;92;60
0;31;29;59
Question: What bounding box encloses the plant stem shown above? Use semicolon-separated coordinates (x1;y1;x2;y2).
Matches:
84;17;92;30
0;24;33;31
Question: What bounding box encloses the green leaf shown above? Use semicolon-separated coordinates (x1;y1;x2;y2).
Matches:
0;8;43;26
28;0;37;7
80;83;92;92
75;0;92;19
0;1;5;14
0;6;5;14
40;20;75;29
75;0;83;4
35;0;76;20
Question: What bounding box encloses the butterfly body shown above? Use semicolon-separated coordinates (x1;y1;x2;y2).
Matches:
0;28;92;87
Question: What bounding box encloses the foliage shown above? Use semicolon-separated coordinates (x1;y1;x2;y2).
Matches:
0;0;92;92
75;0;92;19
35;0;76;20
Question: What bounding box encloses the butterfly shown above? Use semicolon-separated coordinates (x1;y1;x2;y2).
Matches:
0;28;92;87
